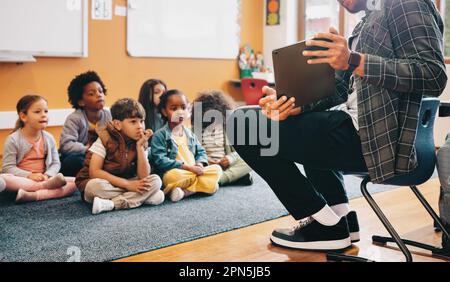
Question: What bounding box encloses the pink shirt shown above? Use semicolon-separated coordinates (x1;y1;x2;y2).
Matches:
17;134;46;174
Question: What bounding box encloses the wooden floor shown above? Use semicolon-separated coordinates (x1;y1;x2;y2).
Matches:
117;179;449;262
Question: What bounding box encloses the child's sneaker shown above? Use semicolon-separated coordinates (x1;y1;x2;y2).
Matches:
92;197;114;215
170;187;185;202
145;190;165;205
0;177;6;193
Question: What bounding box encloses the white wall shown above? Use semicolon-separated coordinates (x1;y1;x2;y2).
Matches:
263;0;298;70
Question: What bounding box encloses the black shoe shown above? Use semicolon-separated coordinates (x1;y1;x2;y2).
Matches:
270;217;352;251
347;211;360;243
232;173;254;186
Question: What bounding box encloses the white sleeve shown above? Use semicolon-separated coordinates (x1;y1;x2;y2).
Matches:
88;138;106;159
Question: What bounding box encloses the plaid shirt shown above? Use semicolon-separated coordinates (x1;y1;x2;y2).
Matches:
302;0;447;183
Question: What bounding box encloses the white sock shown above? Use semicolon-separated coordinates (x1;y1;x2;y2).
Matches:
170;188;185;202
331;203;350;218
311;205;340;226
92;197;114;215
145;190;165;205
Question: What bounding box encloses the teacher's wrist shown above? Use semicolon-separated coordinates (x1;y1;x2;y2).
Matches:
353;53;365;77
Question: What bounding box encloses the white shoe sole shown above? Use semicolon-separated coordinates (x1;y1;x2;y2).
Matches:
270;235;352;251
350;232;360;243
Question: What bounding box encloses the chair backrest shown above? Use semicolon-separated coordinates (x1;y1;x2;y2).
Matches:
384;97;440;186
241;78;268;105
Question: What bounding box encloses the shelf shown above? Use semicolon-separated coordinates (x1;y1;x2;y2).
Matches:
0;52;36;63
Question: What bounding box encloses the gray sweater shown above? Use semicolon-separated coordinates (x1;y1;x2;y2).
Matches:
60;109;111;155
2;130;60;177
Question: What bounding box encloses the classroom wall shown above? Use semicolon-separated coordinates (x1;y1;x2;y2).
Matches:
0;0;264;153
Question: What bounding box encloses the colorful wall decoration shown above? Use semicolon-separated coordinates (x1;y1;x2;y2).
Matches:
266;0;280;26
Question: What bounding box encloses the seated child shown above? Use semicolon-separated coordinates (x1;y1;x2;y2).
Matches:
138;79;168;133
191;90;253;186
150;89;222;202
75;98;164;215
1;95;77;203
60;71;112;176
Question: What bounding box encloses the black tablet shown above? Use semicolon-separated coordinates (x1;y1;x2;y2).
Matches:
272;39;335;107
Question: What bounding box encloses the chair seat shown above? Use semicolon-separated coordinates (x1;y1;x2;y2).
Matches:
345;98;440;187
345;167;434;187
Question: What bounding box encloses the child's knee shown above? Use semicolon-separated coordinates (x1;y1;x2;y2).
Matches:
209;164;223;176
147;174;163;190
84;178;109;202
163;169;185;182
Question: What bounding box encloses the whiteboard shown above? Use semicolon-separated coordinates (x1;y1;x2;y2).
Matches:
127;0;240;59
0;0;88;57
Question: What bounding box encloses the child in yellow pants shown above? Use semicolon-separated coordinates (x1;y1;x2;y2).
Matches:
150;89;222;202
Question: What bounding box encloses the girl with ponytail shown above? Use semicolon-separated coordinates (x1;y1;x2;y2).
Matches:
0;95;77;203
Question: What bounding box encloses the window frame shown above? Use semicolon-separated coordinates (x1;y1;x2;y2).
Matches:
298;1;353;41
299;0;450;64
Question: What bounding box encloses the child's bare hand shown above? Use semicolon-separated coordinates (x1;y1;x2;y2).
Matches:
208;158;219;165
28;173;47;182
126;179;152;194
189;165;204;176
137;129;153;148
219;157;230;170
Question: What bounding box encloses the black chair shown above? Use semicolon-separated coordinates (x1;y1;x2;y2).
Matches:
327;97;450;262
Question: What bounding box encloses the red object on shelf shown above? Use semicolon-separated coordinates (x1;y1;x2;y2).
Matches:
241;78;268;105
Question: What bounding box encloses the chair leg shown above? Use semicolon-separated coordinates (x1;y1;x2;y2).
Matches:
327;176;413;262
372;185;450;260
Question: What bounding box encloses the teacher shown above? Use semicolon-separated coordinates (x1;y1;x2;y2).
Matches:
227;0;447;251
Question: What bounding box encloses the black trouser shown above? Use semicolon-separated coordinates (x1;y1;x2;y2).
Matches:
227;107;368;220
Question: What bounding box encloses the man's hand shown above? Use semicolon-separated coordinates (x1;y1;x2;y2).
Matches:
303;27;352;71
28;173;47;182
259;86;302;121
125;178;154;194
137;129;153;148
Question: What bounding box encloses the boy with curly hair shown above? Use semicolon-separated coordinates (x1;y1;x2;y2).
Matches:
60;71;112;176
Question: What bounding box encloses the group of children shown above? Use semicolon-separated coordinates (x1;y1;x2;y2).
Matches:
0;71;253;215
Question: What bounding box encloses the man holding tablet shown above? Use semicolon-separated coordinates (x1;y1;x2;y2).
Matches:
228;0;447;251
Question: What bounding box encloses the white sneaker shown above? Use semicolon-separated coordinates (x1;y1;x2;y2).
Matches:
0;177;6;193
145;190;165;205
92;197;114;215
170;187;185;202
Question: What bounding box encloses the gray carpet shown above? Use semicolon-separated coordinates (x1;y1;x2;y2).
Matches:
0;165;437;262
